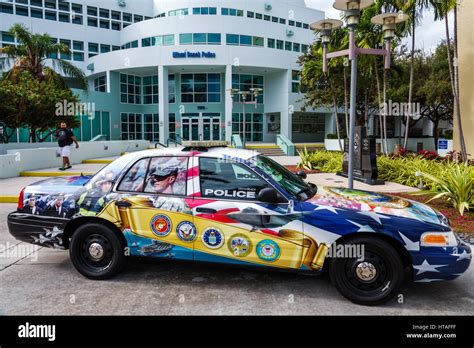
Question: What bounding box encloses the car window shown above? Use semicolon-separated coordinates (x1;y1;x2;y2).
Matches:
117;158;150;192
199;157;270;201
86;154;135;192
143;157;188;196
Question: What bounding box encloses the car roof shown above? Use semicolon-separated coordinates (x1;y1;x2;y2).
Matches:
125;146;259;162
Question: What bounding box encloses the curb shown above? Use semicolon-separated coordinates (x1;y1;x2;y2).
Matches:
0;196;17;203
82;159;114;164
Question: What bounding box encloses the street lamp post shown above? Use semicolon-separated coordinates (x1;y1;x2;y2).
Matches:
311;0;407;189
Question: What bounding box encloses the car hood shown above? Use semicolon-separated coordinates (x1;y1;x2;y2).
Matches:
306;187;447;226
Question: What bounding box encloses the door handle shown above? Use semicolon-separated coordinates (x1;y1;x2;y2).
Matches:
196;207;217;214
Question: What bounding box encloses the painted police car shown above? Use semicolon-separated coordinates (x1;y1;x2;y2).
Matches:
7;142;471;305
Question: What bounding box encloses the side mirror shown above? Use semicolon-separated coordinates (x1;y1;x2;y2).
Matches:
257;188;286;204
296;170;307;179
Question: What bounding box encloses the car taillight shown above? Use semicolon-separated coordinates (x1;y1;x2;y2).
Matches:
17;187;25;210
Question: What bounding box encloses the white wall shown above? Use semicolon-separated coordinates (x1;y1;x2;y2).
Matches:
0;140;149;179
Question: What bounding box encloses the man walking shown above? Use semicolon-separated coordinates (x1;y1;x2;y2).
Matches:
54;122;79;171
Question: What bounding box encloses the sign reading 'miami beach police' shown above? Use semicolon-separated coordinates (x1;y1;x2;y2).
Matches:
173;51;216;58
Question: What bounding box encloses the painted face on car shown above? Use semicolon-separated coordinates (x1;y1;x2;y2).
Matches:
151;174;176;194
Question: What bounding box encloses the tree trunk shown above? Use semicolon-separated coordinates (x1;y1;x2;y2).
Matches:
445;11;467;159
404;14;416;149
29;128;36;143
433;119;439;151
330;78;343;152
364;89;369;128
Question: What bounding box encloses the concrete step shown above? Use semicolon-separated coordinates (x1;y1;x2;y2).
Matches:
246;147;286;156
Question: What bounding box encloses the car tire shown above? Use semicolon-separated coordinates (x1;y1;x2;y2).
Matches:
328;236;404;306
69;223;126;280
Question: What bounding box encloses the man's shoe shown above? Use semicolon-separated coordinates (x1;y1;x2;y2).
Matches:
65;165;72;170
59;167;66;171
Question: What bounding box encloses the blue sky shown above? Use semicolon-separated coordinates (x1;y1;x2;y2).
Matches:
304;0;454;52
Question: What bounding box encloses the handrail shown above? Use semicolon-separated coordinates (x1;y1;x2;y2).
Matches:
276;134;296;156
231;134;244;149
90;134;107;142
155;135;183;148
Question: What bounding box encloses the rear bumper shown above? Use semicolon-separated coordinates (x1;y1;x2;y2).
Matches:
7;211;69;249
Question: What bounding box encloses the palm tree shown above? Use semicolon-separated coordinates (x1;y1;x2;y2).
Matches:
0;23;88;90
432;0;467;160
393;0;430;149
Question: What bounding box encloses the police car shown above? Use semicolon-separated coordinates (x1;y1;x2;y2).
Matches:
7;142;472;305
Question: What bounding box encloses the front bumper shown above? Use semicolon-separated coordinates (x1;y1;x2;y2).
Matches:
7;212;69;249
412;239;472;282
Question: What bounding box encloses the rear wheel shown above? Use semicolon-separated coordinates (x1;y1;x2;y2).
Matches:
69;223;126;280
328;237;404;306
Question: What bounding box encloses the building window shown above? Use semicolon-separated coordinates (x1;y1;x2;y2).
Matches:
88;42;98;57
71;3;82;14
193;7;216;15
222;8;243;16
226;34;264;47
100;44;110;53
292;70;301;93
134;14;143;23
142;35;174;47
87;17;98;27
45;0;56;9
247;11;254;18
111;11;121;20
59;39;71;60
232;113;263;142
143;114;159;142
121;113;142;140
143;75;159;104
169;74;176;103
120;74;141;104
72;15;82;25
87;6;97;16
276;40;284;50
267;38;275;49
232;74;264;104
122;12;132;22
31;8;43;19
168;8;188;17
111;22;121;30
293;43;301;52
94;75;107;92
301;44;309;53
169;113;176;141
16;6;29;16
180;33;221;45
58;2;70;12
99;8;110;18
121;40;138;49
0;3;14;14
163;34;174;45
99;20;110;29
285;41;292;51
181;73;221;103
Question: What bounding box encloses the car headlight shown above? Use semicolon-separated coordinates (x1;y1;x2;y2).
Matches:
420;231;458;247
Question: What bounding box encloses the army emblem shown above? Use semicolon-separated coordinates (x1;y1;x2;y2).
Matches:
228;233;252;257
176;221;197;242
256;240;281;262
150;214;172;237
202;227;224;249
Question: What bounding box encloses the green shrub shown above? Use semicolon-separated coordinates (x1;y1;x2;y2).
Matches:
421;163;474;216
297;150;474;215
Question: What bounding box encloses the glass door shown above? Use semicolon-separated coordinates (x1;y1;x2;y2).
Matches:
182;113;221;141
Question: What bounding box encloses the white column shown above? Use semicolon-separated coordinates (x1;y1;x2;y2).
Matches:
106;70;111;93
280;70;292;140
158;65;169;144
225;64;233;142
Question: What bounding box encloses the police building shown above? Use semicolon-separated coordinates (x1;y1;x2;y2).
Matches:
0;0;336;145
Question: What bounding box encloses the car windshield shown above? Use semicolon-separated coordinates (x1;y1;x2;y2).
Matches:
254;155;315;200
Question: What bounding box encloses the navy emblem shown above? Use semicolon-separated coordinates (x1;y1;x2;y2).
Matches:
176;221;197;242
256;240;280;262
228;233;252;257
202;227;224;249
150;214;172;237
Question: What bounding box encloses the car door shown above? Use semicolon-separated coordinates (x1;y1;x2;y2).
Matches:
191;156;308;270
113;156;195;261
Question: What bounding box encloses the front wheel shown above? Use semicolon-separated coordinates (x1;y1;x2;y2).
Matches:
69;223;126;280
328;237;404;306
